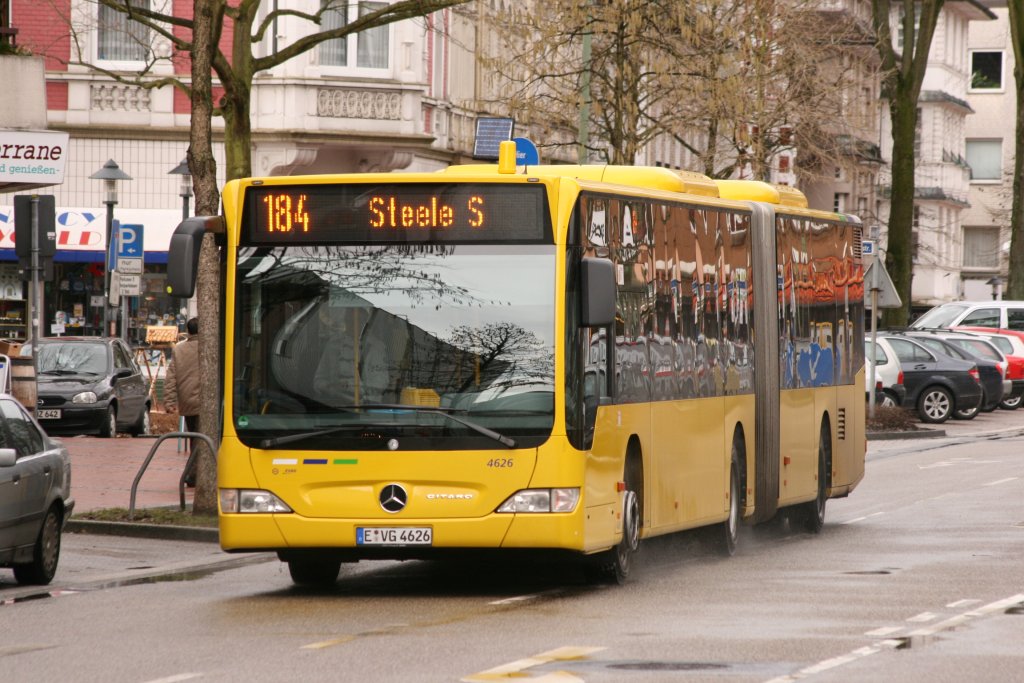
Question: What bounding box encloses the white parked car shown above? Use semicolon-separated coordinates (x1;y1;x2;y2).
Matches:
911;300;1024;331
865;337;906;407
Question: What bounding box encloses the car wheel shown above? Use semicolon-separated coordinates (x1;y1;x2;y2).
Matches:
132;405;151;436
918;386;953;424
999;394;1022;410
954;397;980;420
99;406;117;438
13;506;62;585
880;390;899;408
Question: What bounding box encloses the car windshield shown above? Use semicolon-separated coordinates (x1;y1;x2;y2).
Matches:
231;244;556;450
912;304;969;329
37;343;109;375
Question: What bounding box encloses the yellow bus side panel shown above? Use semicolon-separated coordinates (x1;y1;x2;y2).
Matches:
650;398;726;532
778;388;817;506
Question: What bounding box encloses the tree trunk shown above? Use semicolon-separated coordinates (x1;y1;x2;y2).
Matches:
189;0;223;515
882;93;918;328
1007;1;1024;299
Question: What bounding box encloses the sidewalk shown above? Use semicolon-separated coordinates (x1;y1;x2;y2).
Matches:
59;432;195;513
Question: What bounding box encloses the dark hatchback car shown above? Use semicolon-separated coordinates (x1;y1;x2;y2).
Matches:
881;335;983;424
24;337;151;438
0;393;73;585
904;331;1005;417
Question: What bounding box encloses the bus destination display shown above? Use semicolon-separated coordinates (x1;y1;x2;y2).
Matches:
242;183;549;244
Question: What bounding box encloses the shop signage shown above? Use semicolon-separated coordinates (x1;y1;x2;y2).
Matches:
0;130;70;186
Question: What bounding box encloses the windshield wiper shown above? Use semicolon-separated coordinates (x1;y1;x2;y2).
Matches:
346;404;516;448
258;425;363;449
260;403;517;449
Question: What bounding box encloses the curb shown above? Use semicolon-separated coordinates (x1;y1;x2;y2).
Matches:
66;519;219;543
867;428;946;441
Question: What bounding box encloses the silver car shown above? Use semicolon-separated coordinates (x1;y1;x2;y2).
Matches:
0;394;74;585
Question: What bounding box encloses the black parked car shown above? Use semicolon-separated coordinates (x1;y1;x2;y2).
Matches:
0;393;73;585
881;335;983;424
23;337;151;438
903;331;1005;417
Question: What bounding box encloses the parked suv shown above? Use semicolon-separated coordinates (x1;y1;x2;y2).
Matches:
881;334;983;424
911;300;1024;331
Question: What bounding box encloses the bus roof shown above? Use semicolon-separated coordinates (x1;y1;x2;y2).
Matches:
439;143;809;208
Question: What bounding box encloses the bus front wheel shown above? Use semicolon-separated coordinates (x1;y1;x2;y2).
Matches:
716;448;741;556
587;468;640;584
288;558;341;587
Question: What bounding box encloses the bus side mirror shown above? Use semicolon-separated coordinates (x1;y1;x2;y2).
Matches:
581;257;615;328
166;216;224;298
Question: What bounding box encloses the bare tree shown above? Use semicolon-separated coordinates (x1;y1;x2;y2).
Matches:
871;0;945;326
481;0;871;187
62;0;471;512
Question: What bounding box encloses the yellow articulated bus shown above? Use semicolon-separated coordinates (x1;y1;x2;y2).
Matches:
167;141;865;586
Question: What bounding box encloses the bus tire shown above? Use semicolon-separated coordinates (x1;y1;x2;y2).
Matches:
716;445;741;556
587;457;641;585
799;425;830;534
288;558;341;587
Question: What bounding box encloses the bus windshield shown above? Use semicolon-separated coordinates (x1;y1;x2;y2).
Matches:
231;244;556;450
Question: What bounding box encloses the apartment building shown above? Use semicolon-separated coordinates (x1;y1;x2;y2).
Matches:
963;2;1013;301
1;1;481;340
876;0;996;310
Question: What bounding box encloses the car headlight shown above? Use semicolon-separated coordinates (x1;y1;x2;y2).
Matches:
496;488;580;513
220;489;292;514
72;392;98;404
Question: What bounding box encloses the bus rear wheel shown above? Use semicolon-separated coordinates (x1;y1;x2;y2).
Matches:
798;426;830;534
716;448;741;556
288;558;341;587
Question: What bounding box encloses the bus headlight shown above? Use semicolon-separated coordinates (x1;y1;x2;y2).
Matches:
220;489;292;514
496;488;580;513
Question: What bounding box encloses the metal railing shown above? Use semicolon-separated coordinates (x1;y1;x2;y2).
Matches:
129;431;217;520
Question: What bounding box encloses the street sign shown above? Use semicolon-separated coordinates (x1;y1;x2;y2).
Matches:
118;272;141;297
864;260;902;309
513;137;540;165
116;223;144;278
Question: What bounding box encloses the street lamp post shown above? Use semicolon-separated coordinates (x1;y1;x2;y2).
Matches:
168;157;193;222
89;159;132;337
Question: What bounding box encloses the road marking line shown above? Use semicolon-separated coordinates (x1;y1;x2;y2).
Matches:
461;646;605;683
489;593;540;605
946;599;981;609
301;635;357;650
139;675;202;683
764;593;1024;683
864;626;902;637
983;477;1018;487
906;612;937;623
841;512;883;525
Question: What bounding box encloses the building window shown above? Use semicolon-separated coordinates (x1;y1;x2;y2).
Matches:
970;50;1003;90
966;139;1002;181
963;227;1000;269
778;155;790;172
833;193;847;213
97;0;150;62
319;1;389;70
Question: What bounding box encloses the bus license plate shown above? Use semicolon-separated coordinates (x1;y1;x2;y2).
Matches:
37;409;61;419
357;527;432;546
